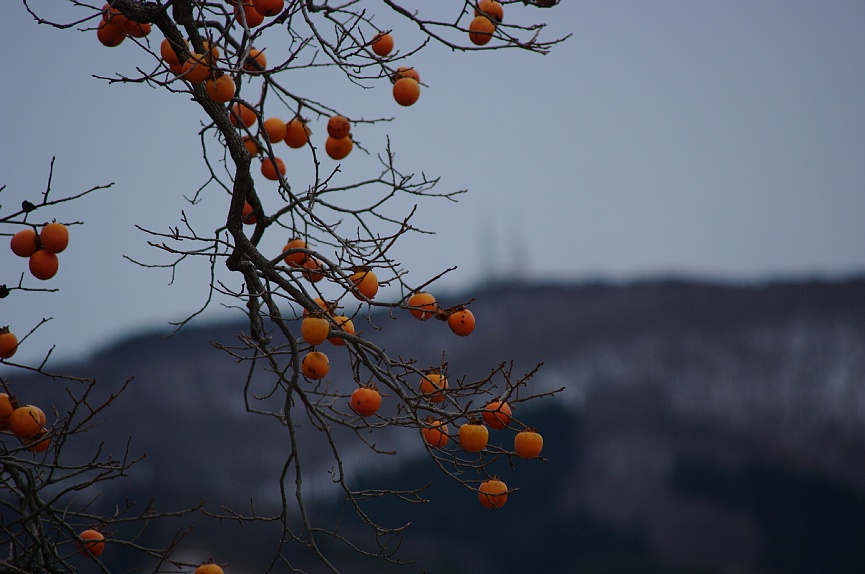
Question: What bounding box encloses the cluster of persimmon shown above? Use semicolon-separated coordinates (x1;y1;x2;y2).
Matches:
95;2;152;47
9;222;69;281
468;0;504;46
0;390;51;454
369;31;422;107
422;393;544;509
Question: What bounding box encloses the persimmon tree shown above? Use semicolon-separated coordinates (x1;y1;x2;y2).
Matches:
4;0;564;571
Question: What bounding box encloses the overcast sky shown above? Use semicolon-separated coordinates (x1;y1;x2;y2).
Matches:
2;1;864;366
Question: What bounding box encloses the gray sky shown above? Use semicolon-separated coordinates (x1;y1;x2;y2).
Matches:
2;1;864;366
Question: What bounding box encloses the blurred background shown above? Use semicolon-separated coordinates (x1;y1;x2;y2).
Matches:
2;1;865;572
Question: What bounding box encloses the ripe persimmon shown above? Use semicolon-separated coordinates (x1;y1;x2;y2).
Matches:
301;315;330;346
301;351;330;380
235;2;265;27
458;421;489;453
195;564;224;574
514;428;544;459
328;315;354;346
261;156;286;180
422;418;449;447
370;32;394;57
482;400;512;429
243;48;267;73
242;135;260;157
78;529;105;558
408;292;437;320
263;117;287;143
284;118;311;148
29;250;59;281
474;0;503;23
0;328;18;359
350;386;382;417
0;393;14;429
10;229;38;258
230;102;256;127
448;308;475;336
282;238;308;267
478;477;508;509
242;201;257;224
181;54;211;83
101;3;128;27
325;135;353;160
468;16;496;46
40;222;69;254
121;19;151;38
302;258;325;282
28;432;51;453
96;18;125;47
303;296;329;316
392;77;420;107
420;371;448;403
350;268;378;300
252;0;283;16
8;405;46;440
327;115;351;140
205;75;236;103
392;66;420;83
160;38;188;66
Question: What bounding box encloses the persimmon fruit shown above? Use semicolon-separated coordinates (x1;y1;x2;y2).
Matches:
78;529;105;557
195;564;224;574
478;477;508;509
0;393;14;429
370;32;394;57
0;329;18;359
282;238;308;267
40;222;69;254
301;351;330;380
301;315;330;346
422;419;449;448
10;229;38;257
8;405;46;440
235;2;265;27
393;66;420;83
448;308;475;336
29;250;59;281
205;75;236;103
327;115;351;140
468;16;496;46
160;38;187;66
420;371;448;403
243;48;267;73
96;18;125;47
261;156;286;180
230;102;256;127
302;258;325;282
328;315;354;346
474;0;504;23
482;400;512;430
350;268;378;300
393;77;420;107
408;292;437;320
121;19;151;38
350;386;382;417
458;421;489;453
284;118;311;148
325;135;353;160
252;0;283;16
514;429;544;459
181;54;211;83
263;117;288;143
242;201;257;224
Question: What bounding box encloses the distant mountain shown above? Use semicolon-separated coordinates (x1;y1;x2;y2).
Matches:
8;277;865;573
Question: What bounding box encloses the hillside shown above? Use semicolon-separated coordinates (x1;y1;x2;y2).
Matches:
5;277;865;573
